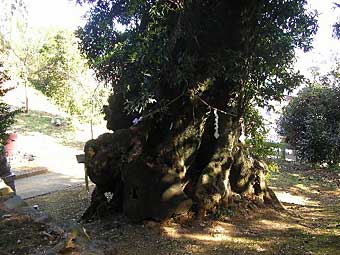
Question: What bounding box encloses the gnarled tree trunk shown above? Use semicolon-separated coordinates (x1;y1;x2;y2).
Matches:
82;79;280;222
75;0;307;222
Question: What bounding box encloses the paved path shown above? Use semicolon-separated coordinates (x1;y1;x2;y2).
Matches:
11;133;87;199
15;172;85;199
11;133;88;199
8;130;90;199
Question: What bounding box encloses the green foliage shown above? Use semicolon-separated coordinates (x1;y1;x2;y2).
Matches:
34;33;70;96
0;58;18;147
1;0;110;124
77;0;318;117
30;31;83;115
244;105;274;158
214;206;235;218
279;82;340;165
1;29;17;140
265;161;280;180
0;0;36;89
28;29;111;122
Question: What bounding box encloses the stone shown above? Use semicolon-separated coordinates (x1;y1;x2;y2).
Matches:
1;214;12;219
4;195;27;209
0;178;14;200
2;173;16;192
17;204;48;220
51;117;63;126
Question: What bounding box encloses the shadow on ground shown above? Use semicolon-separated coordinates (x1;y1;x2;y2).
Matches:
15;162;338;255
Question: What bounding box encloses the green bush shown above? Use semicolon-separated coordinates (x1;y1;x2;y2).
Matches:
0;63;17;148
279;84;340;166
244;105;275;158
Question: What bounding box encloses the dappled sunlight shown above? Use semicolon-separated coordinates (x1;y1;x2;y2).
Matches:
220;237;271;253
270;167;339;210
162;222;274;253
161;188;339;255
324;189;340;196
300;208;338;219
12;110;85;150
291;183;322;196
11;109;109;153
163;221;235;242
163;222;272;254
294;183;311;191
254;219;303;231
275;190;309;205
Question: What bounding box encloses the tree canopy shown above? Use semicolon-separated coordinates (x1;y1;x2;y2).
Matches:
76;0;318;221
77;0;317;123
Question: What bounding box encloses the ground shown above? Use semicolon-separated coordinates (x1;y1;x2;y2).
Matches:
1;85;339;255
1;162;339;255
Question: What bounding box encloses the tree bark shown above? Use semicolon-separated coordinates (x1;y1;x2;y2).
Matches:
82;80;281;222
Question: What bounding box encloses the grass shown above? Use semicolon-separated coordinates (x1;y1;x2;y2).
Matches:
12;110;84;149
2;113;340;255
0;160;338;255
21;161;339;255
264;162;340;254
269;161;339;191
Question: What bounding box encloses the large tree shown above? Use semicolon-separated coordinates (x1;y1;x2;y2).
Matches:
77;0;317;221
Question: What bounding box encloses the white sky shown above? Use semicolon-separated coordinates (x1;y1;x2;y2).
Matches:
26;0;89;29
295;0;340;77
26;0;339;76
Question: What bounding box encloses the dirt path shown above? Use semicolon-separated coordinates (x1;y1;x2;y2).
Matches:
1;162;338;255
267;163;340;254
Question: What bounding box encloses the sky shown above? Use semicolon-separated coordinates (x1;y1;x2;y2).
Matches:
26;0;89;29
26;0;339;76
295;0;340;77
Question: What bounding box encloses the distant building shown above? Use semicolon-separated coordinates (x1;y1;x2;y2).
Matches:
258;95;293;143
258;96;297;160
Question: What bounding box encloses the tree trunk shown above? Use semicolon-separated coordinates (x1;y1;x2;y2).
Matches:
82;79;281;222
